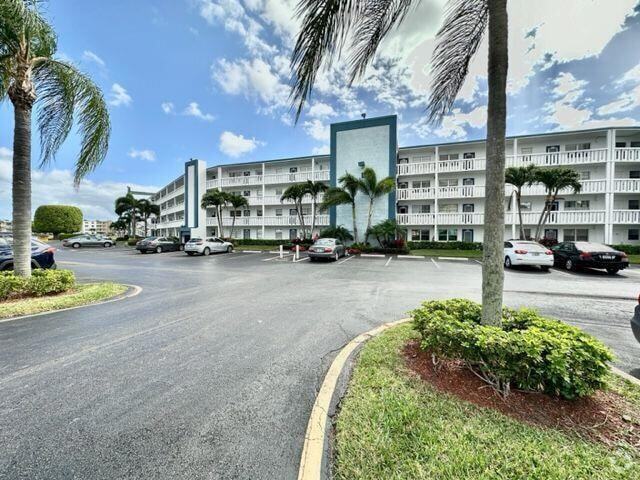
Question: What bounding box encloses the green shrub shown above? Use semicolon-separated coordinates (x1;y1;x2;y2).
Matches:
231;239;291;246
0;270;75;301
58;232;83;240
411;299;613;400
32;205;82;235
407;241;483;251
612;244;640;255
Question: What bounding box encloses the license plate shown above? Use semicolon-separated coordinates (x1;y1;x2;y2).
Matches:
601;255;614;260
531;252;540;256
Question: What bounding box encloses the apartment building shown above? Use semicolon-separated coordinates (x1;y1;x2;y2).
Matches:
82;219;112;235
151;115;640;245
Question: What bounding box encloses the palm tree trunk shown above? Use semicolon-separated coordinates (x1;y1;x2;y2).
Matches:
481;0;508;326
11;102;33;277
365;197;374;243
516;190;525;239
144;214;148;237
310;196;317;237
217;207;224;238
534;194;551;240
351;203;358;243
231;215;236;240
298;200;306;238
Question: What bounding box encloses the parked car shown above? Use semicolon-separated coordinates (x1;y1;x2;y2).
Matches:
551;241;629;274
184;237;233;256
631;293;640;344
308;238;346;262
62;234;114;248
0;236;57;271
503;240;554;271
136;236;182;253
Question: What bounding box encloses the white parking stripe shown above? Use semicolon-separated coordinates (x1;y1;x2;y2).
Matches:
431;258;440;270
474;260;483;265
384;257;392;267
262;254;292;262
551;268;574;278
293;256;310;263
337;255;355;265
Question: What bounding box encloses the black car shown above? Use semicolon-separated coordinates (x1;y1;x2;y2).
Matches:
551;241;629;274
0;236;57;271
135;236;182;253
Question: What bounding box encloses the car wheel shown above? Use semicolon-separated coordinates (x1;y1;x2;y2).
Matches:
179;245;184;251
187;252;195;256
606;267;619;275
203;247;210;256
309;257;315;262
565;258;575;271
226;246;233;253
72;242;80;249
540;266;550;272
104;242;111;248
334;251;340;261
140;250;146;254
155;246;162;254
504;256;512;268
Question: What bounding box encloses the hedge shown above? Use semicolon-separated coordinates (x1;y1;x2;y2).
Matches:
32;205;82;236
411;298;613;400
58;232;84;240
0;270;75;301
612;244;640;255
407;241;483;251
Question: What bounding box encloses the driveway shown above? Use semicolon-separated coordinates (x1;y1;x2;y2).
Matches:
1;246;639;479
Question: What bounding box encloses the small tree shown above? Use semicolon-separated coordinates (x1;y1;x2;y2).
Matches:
201;189;228;238
322;173;360;243
357;167;395;242
281;184;308;238
226;193;249;240
32;205;82;236
533;168;582;240
304;180;329;237
505;164;537;240
115;193;141;237
138;199;160;237
367;219;405;247
319;225;354;243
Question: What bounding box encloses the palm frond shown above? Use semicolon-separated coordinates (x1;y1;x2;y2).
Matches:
32;59;110;185
0;0;56;58
290;0;362;122
427;0;488;125
346;0;415;84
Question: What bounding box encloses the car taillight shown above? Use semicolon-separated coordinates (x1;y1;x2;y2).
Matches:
45;247;56;254
621;252;628;258
579;252;592;260
545;250;553;255
514;249;528;254
324;247;333;253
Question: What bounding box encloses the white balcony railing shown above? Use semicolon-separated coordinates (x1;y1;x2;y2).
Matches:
396;213;483;225
612;209;640;224
206;179;220;190
509;210;606;225
396;213;435;225
396;187;436;200
507;179;606;196
397;161;436;176
398;210;606;226
263;170;330;184
220;175;263;187
438;185;485;198
157;219;183;229
506;149;607;168
615;148;640;162
438;158;486;173
244;194;325;205
207;215;330;227
614;178;640;193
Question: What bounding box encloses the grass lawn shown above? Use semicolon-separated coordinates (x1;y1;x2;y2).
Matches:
410;248;482;258
333;323;640;480
0;283;128;319
627;254;639;265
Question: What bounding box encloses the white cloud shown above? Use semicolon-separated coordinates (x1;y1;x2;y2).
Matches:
82;50;106;68
303;119;330;142
161;102;175;114
108;83;132;107
597;63;640;115
128;148;156;162
311;145;329;155
412;106;487;140
0;148;158;220
307;102;336;119
182;102;215;121
219;131;264;157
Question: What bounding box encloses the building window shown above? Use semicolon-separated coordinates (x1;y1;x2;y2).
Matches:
523;228;532;240
257;209;263;217
257;230;263;240
243;171;251;176
629;200;639;210
462;204;475;213
545;145;560;153
566;143;591;151
398;182;408;189
412;204;431;214
275;209;283;216
412;180;430;189
564;229;589;242
616;141;627;148
275;188;283;195
411;229;430;241
243;210;251;217
289;167;298;173
463;152;475;159
439;153;459;161
631;141;640;148
520;202;532;211
544;229;558;240
438;178;459;187
438;228;458;241
440;204;458;213
398;157;409;164
398;205;408;214
462;229;474;242
564;200;590;210
275;230;283;240
289;208;298;216
629;229;639;241
580;171;591;180
630;171;640;179
243;190;251;197
243;229;251;240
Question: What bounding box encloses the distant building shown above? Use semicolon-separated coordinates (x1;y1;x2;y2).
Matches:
82;220;112;235
0;219;12;233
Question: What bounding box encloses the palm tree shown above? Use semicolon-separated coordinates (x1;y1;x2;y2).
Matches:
322;173;360;243
319;225;353;243
115;193;141;237
281;183;308;238
138;199;160;237
304;180;329;237
505;165;537;240
290;0;508;325
357;167;395;243
533;168;582;240
367;219;405;247
201;189;228;238
110;218;128;237
1;0;111;276
226;193;249;240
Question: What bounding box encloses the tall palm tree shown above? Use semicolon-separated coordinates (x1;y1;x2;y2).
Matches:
138;199;160;238
357;167;395;243
201;188;228;238
533;168;582;240
322;173;360;243
1;0;111;276
281;183;308;238
505;164;537;240
304;180;328;236
290;0;507;325
226;193;249;240
115;193;141;237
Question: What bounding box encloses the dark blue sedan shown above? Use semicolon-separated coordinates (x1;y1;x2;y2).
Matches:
0;236;57;271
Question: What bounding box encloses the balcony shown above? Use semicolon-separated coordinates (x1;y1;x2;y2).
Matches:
438;185;485;198
612;209;640;224
506;149;607;167
206;179;220;190
207;215;330;227
397;187;436;200
220;175;263;187
614;178;640;193
245;194;325;205
507;210;606;225
615;148;640;162
263;170;329;184
397;157;485;176
396;213;484;225
157;219;183;228
397;161;436;176
510;179;606;196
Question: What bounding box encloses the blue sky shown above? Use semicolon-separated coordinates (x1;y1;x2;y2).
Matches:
1;0;640;219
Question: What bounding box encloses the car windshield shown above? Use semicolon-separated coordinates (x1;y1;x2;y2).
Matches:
143;237;157;241
188;238;201;242
574;242;614;252
314;239;335;246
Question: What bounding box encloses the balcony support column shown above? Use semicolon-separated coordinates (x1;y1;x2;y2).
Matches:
261;163;266;239
604;129;615;243
433;146;439;241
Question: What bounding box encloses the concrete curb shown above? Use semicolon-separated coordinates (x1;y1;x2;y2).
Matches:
0;283;142;324
297;318;411;480
505;290;638;301
298;319;640;480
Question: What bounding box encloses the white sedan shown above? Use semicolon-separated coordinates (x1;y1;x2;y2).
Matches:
504;240;554;271
184;237;234;256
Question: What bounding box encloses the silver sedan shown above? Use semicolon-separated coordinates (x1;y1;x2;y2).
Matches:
307;238;346;262
62;234;114;248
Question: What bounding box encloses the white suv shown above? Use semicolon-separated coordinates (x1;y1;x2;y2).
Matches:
504;240;554;271
184;237;234;256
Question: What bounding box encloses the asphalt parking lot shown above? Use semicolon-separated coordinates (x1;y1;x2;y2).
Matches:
1;244;639;479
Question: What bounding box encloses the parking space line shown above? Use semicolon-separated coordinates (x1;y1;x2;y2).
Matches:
474;260;482;265
360;253;386;258
384;257;392;267
431;258;440;270
262;254;292;262
439;257;468;261
551;268;574;278
397;255;424;260
293;256;310;263
337;255;355;265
